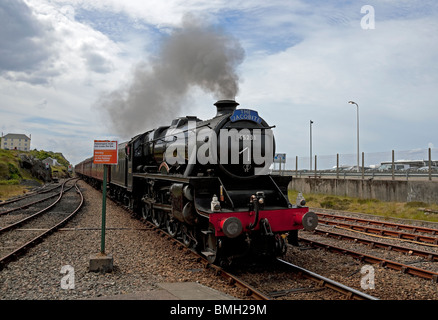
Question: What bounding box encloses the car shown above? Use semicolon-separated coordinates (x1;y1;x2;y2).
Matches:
378;164;411;171
329;165;353;171
417;166;438;172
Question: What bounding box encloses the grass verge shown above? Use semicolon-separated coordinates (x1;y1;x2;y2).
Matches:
0;184;31;201
288;189;438;223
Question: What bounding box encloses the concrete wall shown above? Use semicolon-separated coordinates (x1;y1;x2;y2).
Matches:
289;177;438;204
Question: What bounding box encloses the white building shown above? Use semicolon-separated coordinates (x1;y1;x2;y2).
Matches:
42;157;60;166
1;133;31;151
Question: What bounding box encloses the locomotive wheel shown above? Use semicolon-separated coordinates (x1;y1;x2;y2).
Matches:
206;235;218;264
151;209;164;228
275;234;287;256
166;217;179;238
141;203;152;221
181;225;193;247
123;194;130;208
287;230;299;246
204;231;220;264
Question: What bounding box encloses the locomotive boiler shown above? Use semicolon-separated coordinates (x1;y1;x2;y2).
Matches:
75;100;317;265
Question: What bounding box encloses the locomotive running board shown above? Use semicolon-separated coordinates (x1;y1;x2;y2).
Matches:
133;172;223;185
133;172;192;183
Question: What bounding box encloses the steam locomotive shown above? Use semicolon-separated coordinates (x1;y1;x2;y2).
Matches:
75;100;317;265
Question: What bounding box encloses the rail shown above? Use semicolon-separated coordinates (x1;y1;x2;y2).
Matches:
311;227;438;261
147;222;270;300
316;212;438;235
276;258;379;300
0;180;84;270
298;237;438;282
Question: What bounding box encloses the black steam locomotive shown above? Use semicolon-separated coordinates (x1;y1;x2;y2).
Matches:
75;100;317;265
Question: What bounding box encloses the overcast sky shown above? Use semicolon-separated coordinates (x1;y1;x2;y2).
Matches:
1;0;437;168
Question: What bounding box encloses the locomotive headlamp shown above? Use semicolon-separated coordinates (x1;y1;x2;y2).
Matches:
221;217;243;238
211;195;221;212
256;191;265;206
296;192;306;207
256;191;265;198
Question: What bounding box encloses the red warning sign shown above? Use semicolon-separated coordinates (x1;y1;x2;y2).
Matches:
93;140;118;165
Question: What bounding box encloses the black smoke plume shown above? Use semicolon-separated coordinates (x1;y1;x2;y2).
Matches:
96;14;245;138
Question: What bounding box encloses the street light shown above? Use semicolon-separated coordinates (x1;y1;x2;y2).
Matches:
348;101;359;172
310;120;313;171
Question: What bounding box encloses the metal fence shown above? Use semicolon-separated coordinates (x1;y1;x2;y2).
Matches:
273;147;438;181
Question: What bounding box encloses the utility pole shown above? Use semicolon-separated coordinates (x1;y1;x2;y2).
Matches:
310;120;313;171
348;101;360;172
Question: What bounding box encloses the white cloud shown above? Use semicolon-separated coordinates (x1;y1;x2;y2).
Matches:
0;0;437;166
1;0;137;163
237;11;438;162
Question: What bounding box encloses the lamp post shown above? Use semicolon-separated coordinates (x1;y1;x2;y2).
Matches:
310;120;313;171
348;101;359;172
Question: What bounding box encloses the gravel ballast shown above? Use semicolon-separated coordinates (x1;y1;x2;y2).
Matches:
0;181;243;300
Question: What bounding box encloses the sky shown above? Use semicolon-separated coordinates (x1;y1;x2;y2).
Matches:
1;0;438;169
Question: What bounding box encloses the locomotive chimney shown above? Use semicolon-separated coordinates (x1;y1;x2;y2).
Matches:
214;100;239;117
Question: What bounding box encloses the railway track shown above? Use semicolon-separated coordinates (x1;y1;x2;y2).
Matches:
2;180;436;300
0;183;61;208
0;179;77;228
275;258;378;300
0;186;67;218
316;212;438;235
138;207;437;299
298;211;438;282
138;211;378;300
317;213;438;245
311;227;438;261
299;236;438;282
141;218;270;300
29;177;430;300
0;178;84;270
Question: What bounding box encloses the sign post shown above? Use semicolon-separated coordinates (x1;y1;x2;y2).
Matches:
89;140;118;273
274;153;286;175
100;164;108;254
